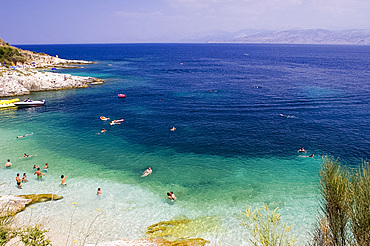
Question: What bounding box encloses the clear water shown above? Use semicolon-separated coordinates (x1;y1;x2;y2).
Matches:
1;44;369;245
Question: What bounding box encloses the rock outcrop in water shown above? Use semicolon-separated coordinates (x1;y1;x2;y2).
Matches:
0;194;63;217
0;38;104;97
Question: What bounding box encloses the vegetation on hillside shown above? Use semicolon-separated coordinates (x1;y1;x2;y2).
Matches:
0;45;28;66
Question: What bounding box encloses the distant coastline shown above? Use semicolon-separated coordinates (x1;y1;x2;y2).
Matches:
186;28;370;45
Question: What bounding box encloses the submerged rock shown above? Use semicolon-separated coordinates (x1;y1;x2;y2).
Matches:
0;194;63;217
147;215;219;240
93;238;209;246
18;193;63;205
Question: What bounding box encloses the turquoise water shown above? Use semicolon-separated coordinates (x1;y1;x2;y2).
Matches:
1;44;369;245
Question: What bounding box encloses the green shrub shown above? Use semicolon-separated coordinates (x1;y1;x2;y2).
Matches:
311;157;370;246
0;215;14;245
350;160;370;245
16;225;52;246
242;204;295;246
317;157;351;245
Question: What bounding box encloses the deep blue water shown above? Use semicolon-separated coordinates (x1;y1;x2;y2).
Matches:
16;44;370;163
1;43;368;244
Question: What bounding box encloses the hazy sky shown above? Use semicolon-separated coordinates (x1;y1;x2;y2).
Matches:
1;0;369;44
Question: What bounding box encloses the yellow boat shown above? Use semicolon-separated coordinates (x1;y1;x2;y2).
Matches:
0;98;20;104
0;98;19;108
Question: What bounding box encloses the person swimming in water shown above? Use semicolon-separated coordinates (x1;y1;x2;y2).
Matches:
167;191;176;201
297;147;307;153
299;154;315;158
141;167;152;177
17;133;33;138
170;127;176;131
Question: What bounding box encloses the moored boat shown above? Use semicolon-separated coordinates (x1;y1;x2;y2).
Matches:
14;99;45;107
0;98;19;108
0;103;16;108
0;98;19;104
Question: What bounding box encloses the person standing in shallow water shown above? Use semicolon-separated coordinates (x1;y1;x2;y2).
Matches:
16;173;22;188
22;173;28;182
5;159;12;168
97;188;102;195
34;168;46;179
61;175;68;186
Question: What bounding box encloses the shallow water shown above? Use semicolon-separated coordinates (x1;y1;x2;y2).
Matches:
1;43;369;245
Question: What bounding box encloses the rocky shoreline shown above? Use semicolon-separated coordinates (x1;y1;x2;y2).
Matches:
0;68;103;97
0;42;104;97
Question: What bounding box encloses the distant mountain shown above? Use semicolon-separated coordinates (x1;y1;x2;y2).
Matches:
202;29;370;45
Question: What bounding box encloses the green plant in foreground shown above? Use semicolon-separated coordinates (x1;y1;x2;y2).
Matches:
317;157;351;246
16;225;52;246
242;204;295;246
350;160;370;246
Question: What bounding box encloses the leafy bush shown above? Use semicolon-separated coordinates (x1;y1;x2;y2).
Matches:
16;225;52;246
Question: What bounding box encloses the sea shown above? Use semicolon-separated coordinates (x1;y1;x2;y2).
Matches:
1;43;369;245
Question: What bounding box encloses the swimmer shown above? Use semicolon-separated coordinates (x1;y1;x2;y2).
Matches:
170;127;176;131
280;114;295;118
109;121;121;125
141;167;152;177
21;153;36;159
16;173;22;189
97;188;102;195
297;147;307;153
33;165;39;169
34;168;46;179
22;173;28;182
167;191;176;200
100;116;110;121
5;159;12;168
299;154;315;158
43;163;49;171
17;132;33;138
100;128;106;134
61;175;68;186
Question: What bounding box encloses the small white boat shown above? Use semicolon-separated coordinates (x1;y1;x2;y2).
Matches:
14;99;45;107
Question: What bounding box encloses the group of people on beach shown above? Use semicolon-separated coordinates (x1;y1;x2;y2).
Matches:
7;160;49;189
6;157;103;196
